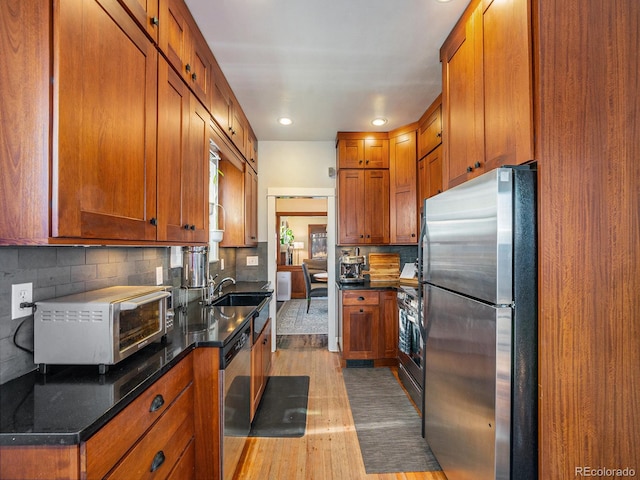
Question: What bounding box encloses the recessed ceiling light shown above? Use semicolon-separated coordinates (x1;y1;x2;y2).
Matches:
371;117;387;127
278;117;293;126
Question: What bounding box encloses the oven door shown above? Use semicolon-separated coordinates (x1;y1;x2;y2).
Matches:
114;290;171;362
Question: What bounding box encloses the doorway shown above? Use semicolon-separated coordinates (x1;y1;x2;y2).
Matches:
267;188;337;352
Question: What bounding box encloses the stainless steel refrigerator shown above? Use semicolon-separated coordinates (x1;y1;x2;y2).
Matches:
422;166;537;480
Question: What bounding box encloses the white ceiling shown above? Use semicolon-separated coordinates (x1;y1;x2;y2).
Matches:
185;0;469;141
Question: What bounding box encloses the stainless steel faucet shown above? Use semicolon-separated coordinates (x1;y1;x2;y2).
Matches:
217;276;236;294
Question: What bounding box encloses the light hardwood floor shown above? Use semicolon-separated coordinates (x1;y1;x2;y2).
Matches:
234;335;446;480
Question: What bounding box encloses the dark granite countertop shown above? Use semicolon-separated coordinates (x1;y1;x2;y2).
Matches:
337;279;402;291
0;281;271;447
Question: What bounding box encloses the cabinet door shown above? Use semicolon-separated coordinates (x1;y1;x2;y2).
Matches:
338;169;365;244
247;130;258;172
211;61;232;134
364;170;390;244
363;138;389;168
343;304;379;360
337;139;364;169
218;158;245;247
379;290;399;359
157;60;190;242
230;105;248;153
53;0;158;241
244;165;258;245
441;0;484;188
482;0;533;169
251;335;263;419
390;132;418;244
418;102;442;159
183;96;209;243
187;27;213;108
118;0;159;42
160;0;189;78
427;145;443;198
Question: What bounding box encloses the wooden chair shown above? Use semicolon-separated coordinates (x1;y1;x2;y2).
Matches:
301;262;328;313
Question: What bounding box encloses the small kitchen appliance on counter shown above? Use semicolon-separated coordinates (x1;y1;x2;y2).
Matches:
34;286;174;374
338;249;365;283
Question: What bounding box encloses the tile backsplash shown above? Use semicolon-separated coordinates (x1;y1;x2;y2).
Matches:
0;243;266;385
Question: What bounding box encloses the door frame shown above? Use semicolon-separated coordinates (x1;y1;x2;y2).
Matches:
267;187;337;352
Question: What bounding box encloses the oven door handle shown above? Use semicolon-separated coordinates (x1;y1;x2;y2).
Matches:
120;291;171;311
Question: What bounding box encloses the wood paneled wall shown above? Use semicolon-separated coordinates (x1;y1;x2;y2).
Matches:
535;0;640;477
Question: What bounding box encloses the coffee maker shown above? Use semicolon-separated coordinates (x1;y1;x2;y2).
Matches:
339;249;365;284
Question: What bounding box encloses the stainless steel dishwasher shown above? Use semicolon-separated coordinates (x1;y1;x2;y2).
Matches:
220;323;251;480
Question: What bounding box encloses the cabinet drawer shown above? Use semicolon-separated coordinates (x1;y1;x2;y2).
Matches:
106;385;194;479
167;437;196;480
86;354;193;478
342;291;379;306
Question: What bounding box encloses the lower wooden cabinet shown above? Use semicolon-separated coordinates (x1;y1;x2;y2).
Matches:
251;317;272;418
341;290;398;362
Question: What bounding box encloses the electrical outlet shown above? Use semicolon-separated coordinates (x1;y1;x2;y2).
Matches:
246;256;259;266
12;282;33;319
156;266;163;285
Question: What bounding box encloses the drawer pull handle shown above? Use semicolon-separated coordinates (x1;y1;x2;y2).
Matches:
149;394;165;412
358;296;365;301
150;450;165;472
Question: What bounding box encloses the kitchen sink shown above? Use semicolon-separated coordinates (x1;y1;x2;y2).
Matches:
211;292;270;307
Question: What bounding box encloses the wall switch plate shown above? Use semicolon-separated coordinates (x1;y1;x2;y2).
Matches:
156;266;163;285
12;282;33;319
246;256;259;266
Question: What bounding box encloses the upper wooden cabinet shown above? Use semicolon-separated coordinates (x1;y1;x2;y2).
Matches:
244;164;258;246
418;145;443;205
337;169;389;245
482;0;533;169
389;126;418;244
53;0;160;242
247;129;259;173
441;0;533;189
441;0;485;188
159;0;213;109
418;94;442;159
211;58;249;156
117;0;160;42
336;133;390;169
157;59;209;243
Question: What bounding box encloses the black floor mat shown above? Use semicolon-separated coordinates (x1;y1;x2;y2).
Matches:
249;376;310;438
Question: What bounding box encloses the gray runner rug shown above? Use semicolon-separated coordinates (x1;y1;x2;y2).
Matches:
342;367;442;474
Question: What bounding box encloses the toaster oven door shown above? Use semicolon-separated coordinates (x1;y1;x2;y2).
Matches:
116;290;171;361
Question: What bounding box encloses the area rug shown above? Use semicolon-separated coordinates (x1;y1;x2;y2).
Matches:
276;299;328;335
249;376;310;438
342;367;442;474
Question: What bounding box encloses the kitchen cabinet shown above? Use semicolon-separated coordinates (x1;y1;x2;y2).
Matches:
251;317;272;419
211;58;248;155
159;0;213;108
157;58;209;243
482;0;533;169
244;165;258;246
337;169;389;245
0;353;195;480
341;290;398;362
53;0;159;242
389;125;418;244
336;133;389;169
441;0;533;189
247;129;259;173
118;0;160;43
441;0;484;188
418;94;443;159
418;145;443;204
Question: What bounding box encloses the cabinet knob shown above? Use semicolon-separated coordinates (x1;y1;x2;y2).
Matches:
263;337;268;345
474;161;481;168
191;72;197;81
359;160;363;165
366;234;370;238
360;234;364;238
149;394;164;412
190;224;196;230
365;160;369;164
359;308;364;313
467;166;473;173
150;451;165;473
437;132;442;138
185;63;191;73
411;233;416;237
183;224;190;230
149;217;157;226
150;16;159;26
438;189;442;193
